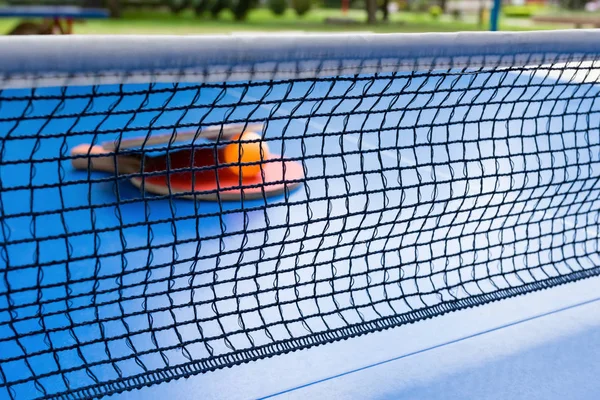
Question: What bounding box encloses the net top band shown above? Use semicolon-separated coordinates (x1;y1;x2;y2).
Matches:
1;30;600;87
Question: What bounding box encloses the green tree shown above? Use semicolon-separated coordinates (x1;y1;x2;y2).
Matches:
194;0;209;15
268;0;288;15
560;0;587;9
291;0;311;16
366;0;377;23
209;0;230;17
380;0;389;21
231;0;257;19
169;0;191;13
439;0;447;12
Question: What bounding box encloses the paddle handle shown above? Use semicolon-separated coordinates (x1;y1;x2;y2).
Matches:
102;123;265;151
71;144;141;174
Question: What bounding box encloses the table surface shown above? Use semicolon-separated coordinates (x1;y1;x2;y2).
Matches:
1;66;600;399
0;5;109;18
116;275;600;400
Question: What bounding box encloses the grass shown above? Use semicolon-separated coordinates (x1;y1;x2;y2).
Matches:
0;7;564;35
502;4;546;18
535;6;600;16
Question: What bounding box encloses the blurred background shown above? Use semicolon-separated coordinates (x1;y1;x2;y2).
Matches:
0;0;598;36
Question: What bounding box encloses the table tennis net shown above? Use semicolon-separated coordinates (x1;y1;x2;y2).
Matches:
2;41;600;399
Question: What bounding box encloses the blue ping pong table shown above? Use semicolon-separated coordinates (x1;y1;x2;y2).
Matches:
0;5;109;34
1;58;600;399
114;276;600;400
118;65;600;400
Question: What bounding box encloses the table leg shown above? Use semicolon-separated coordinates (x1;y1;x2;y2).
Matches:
51;18;73;34
53;17;63;34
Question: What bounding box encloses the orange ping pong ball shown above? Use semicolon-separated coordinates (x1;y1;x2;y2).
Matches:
222;131;270;178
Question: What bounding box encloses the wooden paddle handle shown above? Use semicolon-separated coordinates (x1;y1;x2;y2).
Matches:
102;123;265;151
71;144;141;174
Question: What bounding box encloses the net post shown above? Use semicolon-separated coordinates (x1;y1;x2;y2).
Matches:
490;0;502;31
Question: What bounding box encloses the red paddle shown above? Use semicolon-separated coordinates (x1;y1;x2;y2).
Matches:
71;126;304;201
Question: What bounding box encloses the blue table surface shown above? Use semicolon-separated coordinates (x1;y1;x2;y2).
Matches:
0;5;109;18
1;66;600;399
114;275;600;400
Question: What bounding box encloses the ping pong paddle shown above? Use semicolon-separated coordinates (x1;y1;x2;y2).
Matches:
71;125;304;201
101;123;266;151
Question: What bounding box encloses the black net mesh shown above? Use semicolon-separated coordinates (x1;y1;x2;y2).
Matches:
2;55;600;399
